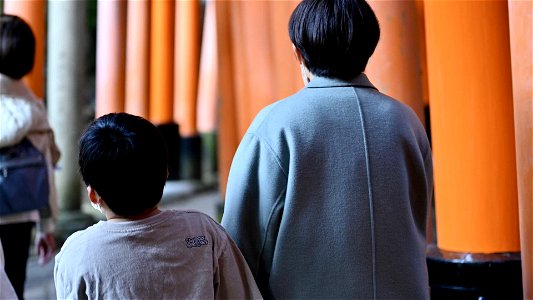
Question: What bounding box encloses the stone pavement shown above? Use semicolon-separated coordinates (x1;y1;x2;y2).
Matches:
21;180;222;300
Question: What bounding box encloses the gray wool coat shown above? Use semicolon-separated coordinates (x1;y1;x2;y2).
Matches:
222;73;433;300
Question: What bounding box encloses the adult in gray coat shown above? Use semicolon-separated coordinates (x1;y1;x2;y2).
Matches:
221;0;433;299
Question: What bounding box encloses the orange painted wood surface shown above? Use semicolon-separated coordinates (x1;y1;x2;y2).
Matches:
125;0;150;119
4;0;45;98
415;0;429;107
229;1;301;139
197;0;218;134
424;0;519;253
149;0;174;124
508;1;532;297
175;0;201;136
216;1;301;198
366;0;426;125
215;2;239;198
95;0;127;117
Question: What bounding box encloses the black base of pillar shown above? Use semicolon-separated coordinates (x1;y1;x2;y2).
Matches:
180;135;201;180
427;244;523;299
157;123;181;180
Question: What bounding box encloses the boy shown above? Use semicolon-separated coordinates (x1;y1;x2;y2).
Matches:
54;113;262;299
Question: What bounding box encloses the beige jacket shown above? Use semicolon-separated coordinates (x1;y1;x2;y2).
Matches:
0;74;60;232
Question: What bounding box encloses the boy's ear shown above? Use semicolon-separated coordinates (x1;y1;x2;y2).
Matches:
86;186;99;204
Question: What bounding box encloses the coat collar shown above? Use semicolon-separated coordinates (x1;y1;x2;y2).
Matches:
306;73;377;90
0;73;37;100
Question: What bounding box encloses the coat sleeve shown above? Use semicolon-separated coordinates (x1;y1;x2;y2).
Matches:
221;132;287;297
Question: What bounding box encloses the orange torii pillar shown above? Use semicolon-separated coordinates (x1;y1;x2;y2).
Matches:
424;1;522;298
366;0;426;126
175;0;201;180
150;0;178;178
95;0;127;117
414;0;430;111
508;1;532;297
197;0;218;186
215;1;239;198
215;1;301;198
4;0;45;98
125;0;150;119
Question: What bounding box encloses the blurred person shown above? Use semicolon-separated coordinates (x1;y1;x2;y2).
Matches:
54;113;262;299
221;0;433;299
0;14;60;300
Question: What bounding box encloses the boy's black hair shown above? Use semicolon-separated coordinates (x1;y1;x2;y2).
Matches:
288;0;380;80
0;14;35;79
79;113;168;217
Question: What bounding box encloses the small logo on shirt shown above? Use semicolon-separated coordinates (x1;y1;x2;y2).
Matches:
186;236;209;248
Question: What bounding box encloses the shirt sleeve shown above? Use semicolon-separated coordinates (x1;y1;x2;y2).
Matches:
221;132;287;296
54;251;66;299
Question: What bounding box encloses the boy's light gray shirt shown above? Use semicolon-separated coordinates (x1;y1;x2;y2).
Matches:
54;210;262;299
222;74;433;299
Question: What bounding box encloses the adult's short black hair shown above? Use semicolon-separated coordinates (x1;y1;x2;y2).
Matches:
79;113;168;217
288;0;380;80
0;14;35;79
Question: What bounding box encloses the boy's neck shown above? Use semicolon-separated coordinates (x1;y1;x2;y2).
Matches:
106;206;162;222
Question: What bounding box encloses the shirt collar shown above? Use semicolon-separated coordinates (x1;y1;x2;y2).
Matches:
306;73;377;90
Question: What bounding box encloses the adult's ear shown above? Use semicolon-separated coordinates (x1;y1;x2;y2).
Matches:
292;44;305;65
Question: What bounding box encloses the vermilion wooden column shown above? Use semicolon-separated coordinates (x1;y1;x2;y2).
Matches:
366;0;425;125
197;0;218;185
149;0;174;124
269;1;302;107
231;1;277;137
215;1;238;197
95;0;127;117
197;0;218;137
508;1;532;297
174;0;201;179
4;0;45;98
415;0;429;108
125;0;150;119
425;0;519;254
425;1;521;296
175;0;201;137
216;1;301;198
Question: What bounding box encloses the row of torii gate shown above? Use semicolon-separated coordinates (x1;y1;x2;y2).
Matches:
1;0;531;297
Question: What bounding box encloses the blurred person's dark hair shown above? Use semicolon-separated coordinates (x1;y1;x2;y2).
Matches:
288;0;380;80
0;14;35;79
79;113;168;217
